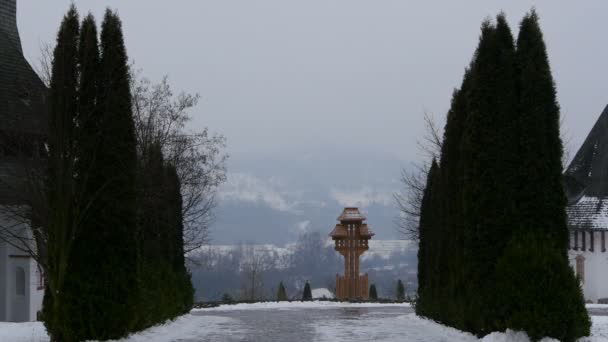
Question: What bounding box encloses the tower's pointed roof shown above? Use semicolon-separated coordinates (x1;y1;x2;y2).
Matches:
565;104;608;202
337;207;366;222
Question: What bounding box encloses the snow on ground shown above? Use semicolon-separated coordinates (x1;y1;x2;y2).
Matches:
192;300;412;312
0;321;47;342
2;303;608;341
314;313;608;342
0;314;239;342
312;288;335;299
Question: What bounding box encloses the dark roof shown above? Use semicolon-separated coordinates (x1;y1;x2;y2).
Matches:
565;105;608;201
0;0;48;204
0;0;21;54
567;196;608;231
565;105;608;230
0;29;47;134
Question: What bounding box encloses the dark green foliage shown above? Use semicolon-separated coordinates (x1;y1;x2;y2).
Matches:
277;282;288;301
494;10;589;340
417;10;589;340
222;293;234;303
460;13;520;334
368;284;378;301
414;160;440;315
494;233;590;341
137;143;194;328
65;10;141;339
515;10;569;251
302;281;312;301
43;6;80;341
55;13;101;342
43;7;193;341
396;279;405;301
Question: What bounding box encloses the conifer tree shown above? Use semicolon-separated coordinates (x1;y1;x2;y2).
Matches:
222;293;234;303
302;281;312;301
77;9;139;339
415;159;439;316
277;281;288;301
396;279;405;301
43;6;80;341
55;13;101;341
515;10;569;250
460;14;519;333
369;284;378;301
492;10;590;340
165;164;193;313
435;70;472;328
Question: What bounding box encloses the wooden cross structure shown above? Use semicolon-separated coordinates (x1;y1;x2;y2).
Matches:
330;207;374;300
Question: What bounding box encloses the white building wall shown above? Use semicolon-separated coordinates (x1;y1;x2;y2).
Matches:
29;262;43;321
569;230;608;303
0;211;43;322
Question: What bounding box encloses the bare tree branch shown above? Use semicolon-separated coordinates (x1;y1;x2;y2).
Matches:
394;112;442;241
131;69;227;255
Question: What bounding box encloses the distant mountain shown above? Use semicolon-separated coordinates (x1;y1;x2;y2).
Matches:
208;150;408;245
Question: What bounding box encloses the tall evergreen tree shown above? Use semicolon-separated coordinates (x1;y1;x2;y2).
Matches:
55;13;102;341
368;284;378;301
492;10;590;341
415;159;439;316
43;6;80;341
76;9;139;339
460;14;519;333
302;281;312;301
418;11;590;340
515;10;568;250
396;279;405;301
165;163;194;314
277;281;287;301
436;69;472;328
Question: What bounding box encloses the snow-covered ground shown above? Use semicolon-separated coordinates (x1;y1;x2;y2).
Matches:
0;314;238;342
191;300;411;312
2;302;607;342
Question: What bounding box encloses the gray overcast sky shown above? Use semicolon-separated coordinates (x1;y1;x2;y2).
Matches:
14;1;608;242
17;1;608;163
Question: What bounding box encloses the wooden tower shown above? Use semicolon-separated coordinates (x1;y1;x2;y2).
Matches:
330;207;374;300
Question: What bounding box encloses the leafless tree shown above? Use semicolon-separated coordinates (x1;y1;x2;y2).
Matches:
239;244;273;301
131;69;227;254
32;41;53;87
560;113;573;170
0;126;49;269
1;44;227;270
394;112;442;241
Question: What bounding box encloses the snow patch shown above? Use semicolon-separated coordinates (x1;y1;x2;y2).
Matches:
193;300;412;312
0;314;239;342
312;288;335;299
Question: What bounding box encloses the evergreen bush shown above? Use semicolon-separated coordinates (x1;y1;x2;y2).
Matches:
277;282;288;301
369;284;378;301
302;282;313;301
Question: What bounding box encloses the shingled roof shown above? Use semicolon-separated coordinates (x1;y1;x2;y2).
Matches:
565;105;608;230
0;0;48;204
0;0;47;134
